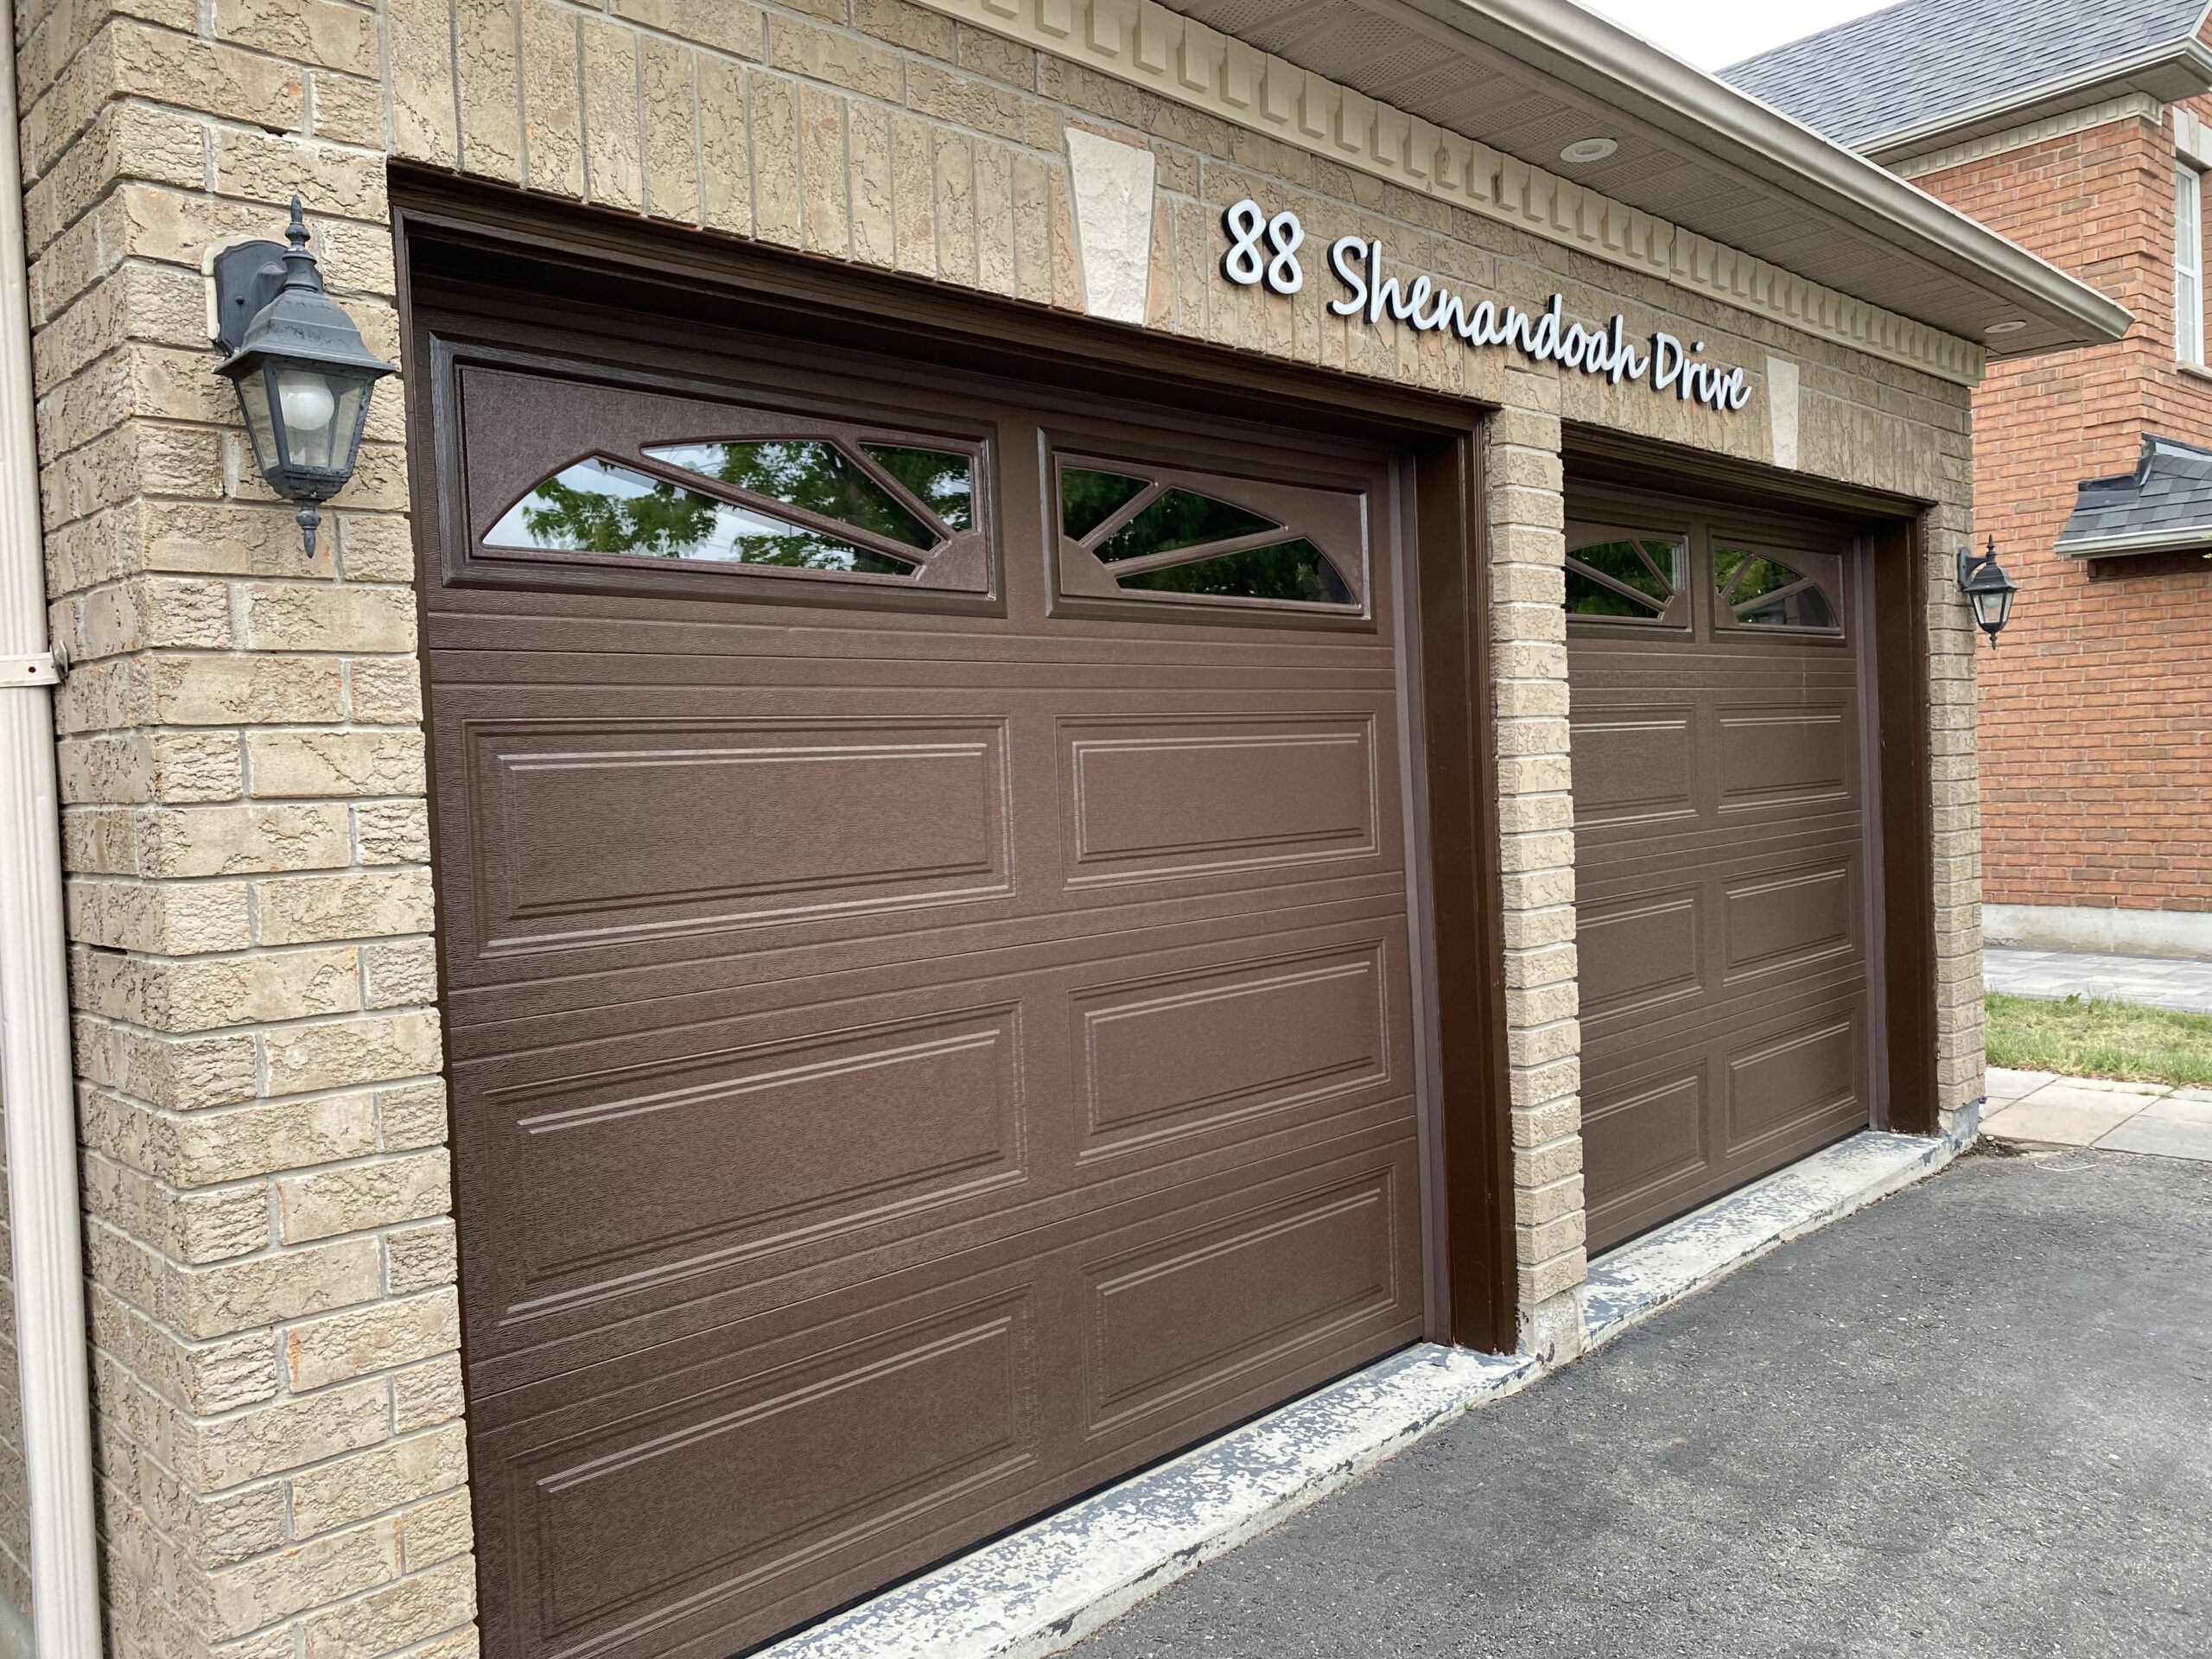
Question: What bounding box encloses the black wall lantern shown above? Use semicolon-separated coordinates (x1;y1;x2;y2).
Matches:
212;197;396;557
1957;536;2018;647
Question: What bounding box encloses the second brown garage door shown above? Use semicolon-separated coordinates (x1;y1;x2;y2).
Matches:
414;268;1428;1659
1567;489;1874;1252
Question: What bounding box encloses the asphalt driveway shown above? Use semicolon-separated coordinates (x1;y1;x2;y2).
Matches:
1075;1147;2212;1659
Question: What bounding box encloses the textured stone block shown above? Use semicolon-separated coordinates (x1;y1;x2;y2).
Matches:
263;1011;442;1096
169;1237;386;1341
276;1150;452;1245
245;731;425;799
298;1554;476;1659
255;868;435;947
201;1510;397;1637
289;1423;468;1539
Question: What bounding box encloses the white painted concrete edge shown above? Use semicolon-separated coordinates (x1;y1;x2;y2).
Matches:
1985;901;2212;962
1578;1113;1976;1347
760;1119;1974;1659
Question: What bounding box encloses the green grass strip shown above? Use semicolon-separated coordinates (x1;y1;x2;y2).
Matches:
1986;992;2212;1089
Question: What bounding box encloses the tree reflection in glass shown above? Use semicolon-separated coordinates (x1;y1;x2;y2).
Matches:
646;440;938;548
486;457;918;573
862;443;975;531
1095;488;1278;564
1119;539;1351;603
1060;467;1151;539
1715;546;1836;628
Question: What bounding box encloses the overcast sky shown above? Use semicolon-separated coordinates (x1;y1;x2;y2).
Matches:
1585;0;1895;70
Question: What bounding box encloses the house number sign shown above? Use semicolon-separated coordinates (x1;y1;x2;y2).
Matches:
1221;199;1752;414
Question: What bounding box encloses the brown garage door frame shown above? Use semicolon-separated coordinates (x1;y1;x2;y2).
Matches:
1563;431;1940;1141
388;172;1522;1386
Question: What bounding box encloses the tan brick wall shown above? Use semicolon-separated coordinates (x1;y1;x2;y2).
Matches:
1916;104;2212;918
6;0;1981;1651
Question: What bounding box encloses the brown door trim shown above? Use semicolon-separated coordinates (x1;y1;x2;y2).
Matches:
1872;516;1941;1135
1413;432;1516;1352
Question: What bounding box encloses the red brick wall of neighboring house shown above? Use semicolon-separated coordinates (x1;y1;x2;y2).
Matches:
1914;99;2212;916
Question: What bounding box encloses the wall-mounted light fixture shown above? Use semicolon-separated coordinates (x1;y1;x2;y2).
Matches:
1958;536;2018;647
211;197;395;558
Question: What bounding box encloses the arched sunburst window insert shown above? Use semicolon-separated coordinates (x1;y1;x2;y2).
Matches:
482;434;983;588
1052;457;1365;614
1713;545;1840;632
1565;529;1688;626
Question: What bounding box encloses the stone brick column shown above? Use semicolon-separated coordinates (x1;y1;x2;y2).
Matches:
11;0;474;1649
1483;391;1586;1357
1925;495;1988;1130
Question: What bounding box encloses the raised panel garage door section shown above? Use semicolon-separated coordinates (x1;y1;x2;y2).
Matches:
1566;497;1874;1254
415;283;1427;1659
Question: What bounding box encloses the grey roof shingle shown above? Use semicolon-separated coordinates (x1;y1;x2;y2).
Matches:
2056;435;2212;553
1721;0;2209;149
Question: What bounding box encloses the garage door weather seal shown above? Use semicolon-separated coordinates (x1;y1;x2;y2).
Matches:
761;1120;1974;1659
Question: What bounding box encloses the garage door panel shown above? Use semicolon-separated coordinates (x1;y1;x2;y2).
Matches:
1723;1008;1866;1147
1072;940;1391;1157
1580;1066;1710;1224
457;714;1014;957
1085;1166;1401;1433
1565;706;1700;828
514;1293;1034;1654
1716;705;1855;813
466;1004;1027;1333
432;684;1403;995
1721;858;1858;981
1060;713;1380;884
467;1134;1421;1659
1577;887;1706;1024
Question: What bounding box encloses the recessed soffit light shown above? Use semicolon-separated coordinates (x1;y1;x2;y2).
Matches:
1985;319;2028;335
1560;137;1618;165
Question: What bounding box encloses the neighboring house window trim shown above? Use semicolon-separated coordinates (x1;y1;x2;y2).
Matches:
2178;162;2205;367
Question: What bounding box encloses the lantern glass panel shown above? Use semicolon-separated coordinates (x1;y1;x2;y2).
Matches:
273;366;369;474
234;370;281;475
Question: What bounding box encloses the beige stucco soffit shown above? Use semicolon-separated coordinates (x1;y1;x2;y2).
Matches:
1307;0;2133;359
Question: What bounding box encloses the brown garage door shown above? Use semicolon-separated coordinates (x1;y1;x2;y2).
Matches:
415;279;1427;1658
1566;491;1873;1253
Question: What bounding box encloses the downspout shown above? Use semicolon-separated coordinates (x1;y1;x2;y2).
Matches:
0;17;104;1659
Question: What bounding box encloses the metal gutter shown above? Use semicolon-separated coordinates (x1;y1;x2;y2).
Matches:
2055;524;2212;556
0;16;103;1659
1360;0;2136;349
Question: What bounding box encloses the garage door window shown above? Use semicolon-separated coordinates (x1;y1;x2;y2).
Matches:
1566;531;1687;625
488;454;927;575
1715;545;1838;631
1055;456;1363;613
464;363;994;596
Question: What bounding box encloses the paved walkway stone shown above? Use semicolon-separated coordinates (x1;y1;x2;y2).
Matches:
1982;1071;2212;1162
1986;945;2212;1014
